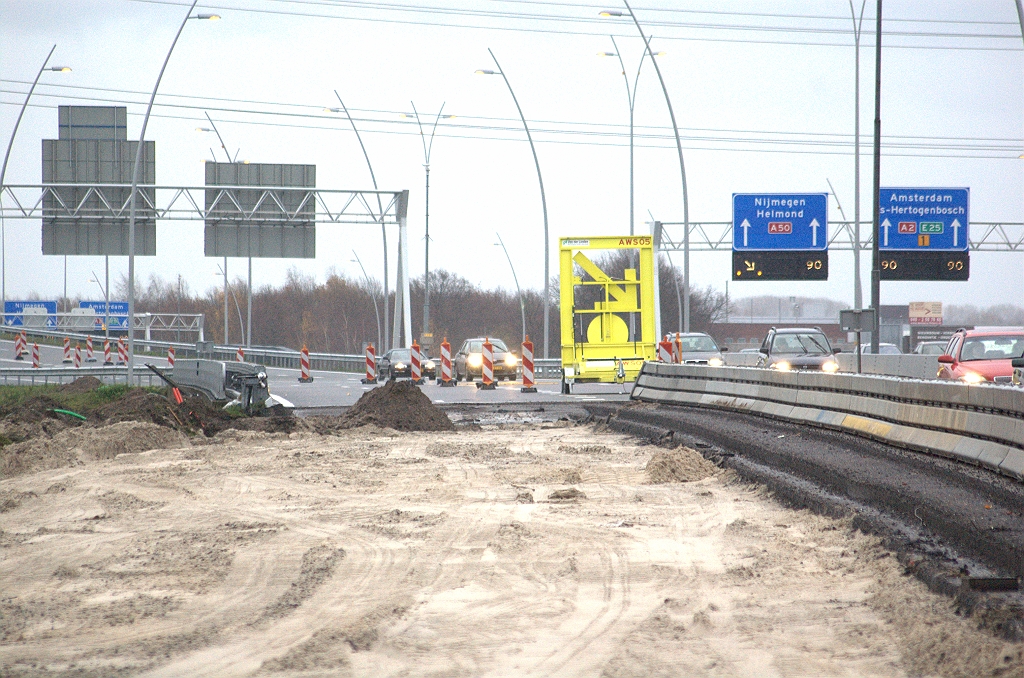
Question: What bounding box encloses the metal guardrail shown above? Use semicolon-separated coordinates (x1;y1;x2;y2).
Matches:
632;362;1024;482
0;365;164;387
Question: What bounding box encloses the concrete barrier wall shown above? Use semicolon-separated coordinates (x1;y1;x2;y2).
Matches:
632;362;1024;482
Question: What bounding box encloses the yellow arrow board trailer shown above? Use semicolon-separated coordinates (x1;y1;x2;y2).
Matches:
559;235;657;393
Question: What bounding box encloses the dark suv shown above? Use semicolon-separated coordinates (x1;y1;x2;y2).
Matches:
756;327;840;372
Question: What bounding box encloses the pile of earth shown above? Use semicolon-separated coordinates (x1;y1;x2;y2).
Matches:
0;377;299;479
311;380;455;433
645;448;719;483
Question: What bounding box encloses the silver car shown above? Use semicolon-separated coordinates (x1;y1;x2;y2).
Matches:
664;332;726;366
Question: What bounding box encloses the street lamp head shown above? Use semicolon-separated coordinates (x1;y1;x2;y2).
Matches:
475;69;498;75
323;107;341;113
196;127;213;132
196;13;220;20
49;66;72;72
599;10;625;17
598;51;617;57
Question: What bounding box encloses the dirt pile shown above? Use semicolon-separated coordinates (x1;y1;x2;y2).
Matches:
335;381;455;432
645;448;719;483
58;376;103;394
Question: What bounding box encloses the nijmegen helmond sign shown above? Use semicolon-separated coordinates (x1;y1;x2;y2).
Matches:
732;193;828;251
878;188;969;251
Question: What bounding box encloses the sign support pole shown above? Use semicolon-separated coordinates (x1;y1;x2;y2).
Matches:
869;0;883;354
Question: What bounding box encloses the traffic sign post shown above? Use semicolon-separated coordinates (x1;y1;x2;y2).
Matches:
878;188;969;281
732;193;829;281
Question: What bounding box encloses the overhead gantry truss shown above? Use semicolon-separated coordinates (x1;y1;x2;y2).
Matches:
653;220;1024;252
0;184;407;225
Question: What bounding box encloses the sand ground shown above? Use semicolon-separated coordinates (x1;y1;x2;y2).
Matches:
1;421;1021;677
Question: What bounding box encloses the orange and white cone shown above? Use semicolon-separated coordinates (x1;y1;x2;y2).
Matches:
62;336;72;363
439;338;454;386
117;337;127;365
167;345;175;368
13;332;25;360
86;336;97;362
674;335;683;364
477;337;496;390
298;345;314;383
103;338;113;365
361;344;377;384
411;340;422;384
19;330;29;357
236;347;245;362
521;335;537;393
73;343;82;368
658;339;673;363
32;343;40;368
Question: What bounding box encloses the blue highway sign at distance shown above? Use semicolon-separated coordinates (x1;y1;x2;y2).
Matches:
733;193;828;251
3;300;58;327
878;187;969;251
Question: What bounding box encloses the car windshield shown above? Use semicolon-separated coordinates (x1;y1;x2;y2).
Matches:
960;336;1024;361
390;350;410;362
467;339;509;353
674;336;719;352
771;333;831;355
916;343;946;355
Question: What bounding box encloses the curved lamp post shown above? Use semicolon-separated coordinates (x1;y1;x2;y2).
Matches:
495;232;526;341
326;94;392;349
598;37;662;236
126;2;218;380
0;45;71;316
601;3;690;333
401;103;454;349
351;249;382;350
476;48;550;359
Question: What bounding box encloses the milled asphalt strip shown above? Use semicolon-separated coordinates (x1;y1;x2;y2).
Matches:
592;403;1024;587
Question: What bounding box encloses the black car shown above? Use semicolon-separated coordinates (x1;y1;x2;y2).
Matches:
454;337;519;382
378;348;436;381
755;327;841;372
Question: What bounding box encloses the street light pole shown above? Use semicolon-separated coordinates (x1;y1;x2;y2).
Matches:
605;2;691;332
477;49;550;359
352;249;382;350
0;45;70;318
329;93;391;349
127;1;217;382
495;232;526;341
870;0;883;354
850;0;867;310
602;35;659;236
405;103;453;350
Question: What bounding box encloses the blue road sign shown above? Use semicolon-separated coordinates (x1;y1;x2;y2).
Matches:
732;193;828;251
79;301;129;328
878;187;969;251
3;300;58;327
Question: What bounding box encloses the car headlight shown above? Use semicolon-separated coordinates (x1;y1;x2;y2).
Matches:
394;362;406;370
708;357;724;367
822;360;840;373
467;353;483;368
504;353;518;367
424;360;435;370
959;371;985;384
772;360;792;371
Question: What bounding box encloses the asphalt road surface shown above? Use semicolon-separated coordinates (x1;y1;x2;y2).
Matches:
0;339;631;407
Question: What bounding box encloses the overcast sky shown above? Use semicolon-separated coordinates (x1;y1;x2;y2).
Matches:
1;0;1022;313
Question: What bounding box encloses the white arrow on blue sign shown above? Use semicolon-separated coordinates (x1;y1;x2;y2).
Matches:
878;188;969;251
732;193;828;251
